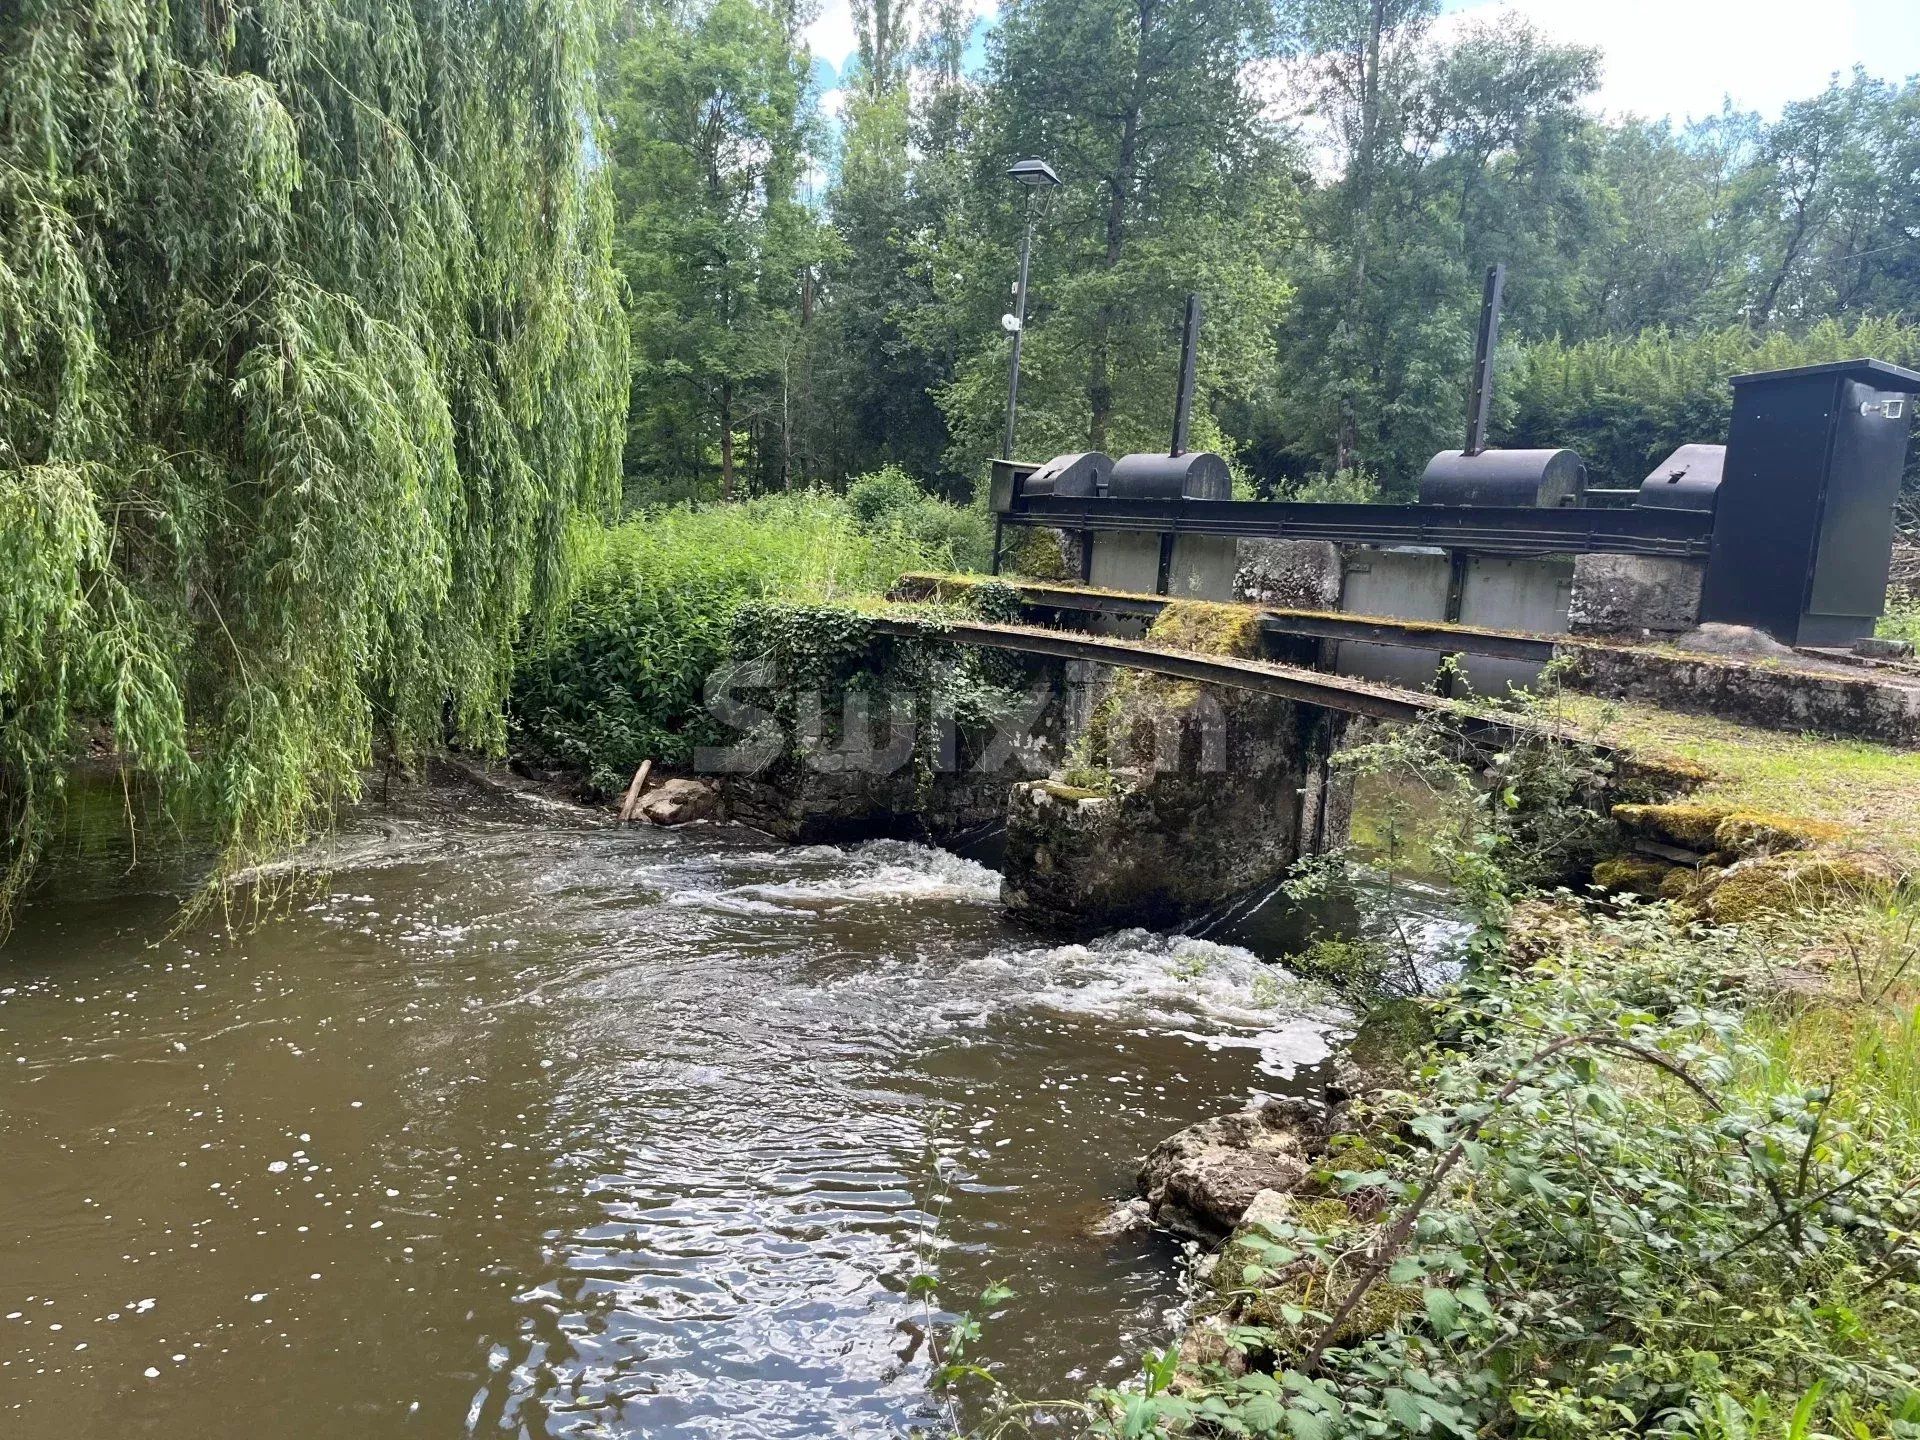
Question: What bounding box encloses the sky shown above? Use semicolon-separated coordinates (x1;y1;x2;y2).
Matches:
804;0;1920;125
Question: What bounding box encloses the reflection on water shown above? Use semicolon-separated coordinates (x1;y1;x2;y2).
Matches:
0;784;1439;1438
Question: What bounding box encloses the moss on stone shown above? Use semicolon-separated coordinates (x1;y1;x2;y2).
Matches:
1342;998;1435;1083
1659;865;1714;905
1561;695;1920;869
1592;853;1676;896
1214;1195;1356;1296
1611;802;1730;851
1241;1273;1423;1349
1036;778;1104;803
1706;852;1899;924
1145;599;1264;659
1001;527;1073;581
1713;810;1847;854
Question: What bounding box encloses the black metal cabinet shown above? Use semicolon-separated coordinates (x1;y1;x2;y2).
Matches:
1699;359;1919;647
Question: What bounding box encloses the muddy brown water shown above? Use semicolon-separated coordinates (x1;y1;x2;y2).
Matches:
0;783;1459;1437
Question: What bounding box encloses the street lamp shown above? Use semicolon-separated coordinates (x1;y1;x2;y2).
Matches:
1001;157;1060;461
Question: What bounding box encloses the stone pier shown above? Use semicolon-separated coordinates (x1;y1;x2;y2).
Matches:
998;603;1349;930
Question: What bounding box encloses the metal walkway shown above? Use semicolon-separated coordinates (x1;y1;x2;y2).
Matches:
894;575;1564;663
863;613;1546;744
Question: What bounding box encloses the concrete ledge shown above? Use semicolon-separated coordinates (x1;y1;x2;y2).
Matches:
1567;644;1920;748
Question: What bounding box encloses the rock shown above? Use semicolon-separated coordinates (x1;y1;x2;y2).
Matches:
1699;849;1902;924
1853;635;1915;661
639;777;718;826
1673;622;1824;665
1136;1097;1322;1241
1089;1197;1152;1237
1328;998;1433;1102
1591;853;1676;897
1210;1188;1423;1355
1170;1311;1246;1392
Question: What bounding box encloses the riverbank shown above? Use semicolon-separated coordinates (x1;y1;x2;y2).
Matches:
1054;841;1920;1437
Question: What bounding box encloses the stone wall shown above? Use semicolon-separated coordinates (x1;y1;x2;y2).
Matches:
1000;678;1346;930
718;654;1107;843
1568;555;1706;637
1233;539;1342;611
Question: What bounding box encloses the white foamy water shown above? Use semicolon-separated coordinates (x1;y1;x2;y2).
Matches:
672;838;1002;911
956;930;1346;1078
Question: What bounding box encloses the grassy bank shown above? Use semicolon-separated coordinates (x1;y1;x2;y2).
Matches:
508;488;986;791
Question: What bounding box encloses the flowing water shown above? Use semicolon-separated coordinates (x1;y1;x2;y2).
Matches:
0;781;1458;1438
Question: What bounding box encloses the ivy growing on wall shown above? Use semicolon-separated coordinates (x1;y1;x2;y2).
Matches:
0;0;628;913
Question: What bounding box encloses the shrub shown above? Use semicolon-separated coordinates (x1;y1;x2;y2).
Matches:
846;465;925;525
508;494;940;790
1060;903;1920;1440
847;466;995;572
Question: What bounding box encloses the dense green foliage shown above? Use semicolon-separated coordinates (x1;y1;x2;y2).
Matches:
0;0;627;909
507;490;980;790
603;0;819;500
603;0;1920;506
1507;317;1920;498
1149;902;1920;1438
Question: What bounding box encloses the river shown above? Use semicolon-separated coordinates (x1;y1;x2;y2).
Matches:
0;780;1455;1437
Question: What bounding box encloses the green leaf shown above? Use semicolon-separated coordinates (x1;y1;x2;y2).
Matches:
1384;1388;1424;1430
1423;1288;1462;1337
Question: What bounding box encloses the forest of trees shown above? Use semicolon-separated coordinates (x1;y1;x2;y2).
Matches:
604;0;1920;502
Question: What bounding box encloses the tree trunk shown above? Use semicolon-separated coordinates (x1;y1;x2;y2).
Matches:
720;379;735;500
1336;0;1385;474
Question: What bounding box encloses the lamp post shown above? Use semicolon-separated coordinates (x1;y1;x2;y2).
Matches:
1001;157;1059;461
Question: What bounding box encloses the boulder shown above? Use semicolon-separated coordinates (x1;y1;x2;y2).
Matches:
639;777;718;826
1136;1097;1322;1241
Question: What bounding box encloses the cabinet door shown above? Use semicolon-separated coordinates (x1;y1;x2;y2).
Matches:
1808;380;1911;618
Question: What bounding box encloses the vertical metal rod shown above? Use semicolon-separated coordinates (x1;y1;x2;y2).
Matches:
989;516;1005;574
1155;533;1175;595
1002;199;1038;460
1463;263;1504;457
1171;293;1202;456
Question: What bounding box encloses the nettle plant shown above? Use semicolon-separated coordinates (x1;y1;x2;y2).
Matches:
1054;907;1920;1440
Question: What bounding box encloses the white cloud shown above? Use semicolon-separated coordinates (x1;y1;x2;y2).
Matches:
1444;0;1869;123
804;0;1001;74
806;0;858;70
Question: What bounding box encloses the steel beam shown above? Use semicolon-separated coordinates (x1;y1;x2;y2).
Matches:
864;614;1533;738
1006;495;1713;559
894;576;1566;662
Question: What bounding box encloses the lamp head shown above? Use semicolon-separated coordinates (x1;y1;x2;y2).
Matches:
1006;157;1061;189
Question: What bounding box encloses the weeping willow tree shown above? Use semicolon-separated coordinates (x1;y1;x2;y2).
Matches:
0;0;628;915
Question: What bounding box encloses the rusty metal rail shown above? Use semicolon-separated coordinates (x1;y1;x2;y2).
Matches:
893;575;1565;663
864;613;1540;741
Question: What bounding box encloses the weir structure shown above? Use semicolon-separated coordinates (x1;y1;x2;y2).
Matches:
715;291;1920;929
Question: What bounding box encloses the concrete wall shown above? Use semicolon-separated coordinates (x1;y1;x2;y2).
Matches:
1086;531;1239;601
1455;555;1574;695
1333;549;1453;689
1568;555;1705;637
1088;532;1162;595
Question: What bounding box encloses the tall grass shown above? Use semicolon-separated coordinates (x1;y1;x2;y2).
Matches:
509;492;971;789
